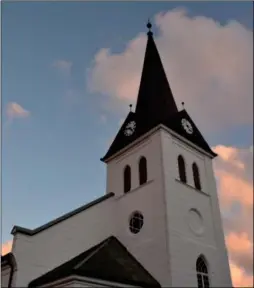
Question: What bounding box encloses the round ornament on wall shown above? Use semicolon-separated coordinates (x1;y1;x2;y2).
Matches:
188;208;204;236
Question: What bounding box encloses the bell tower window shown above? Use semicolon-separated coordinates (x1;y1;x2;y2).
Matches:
178;155;187;183
139;156;147;185
193;162;201;190
124;165;131;193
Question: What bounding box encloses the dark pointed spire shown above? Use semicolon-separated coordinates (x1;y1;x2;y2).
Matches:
101;22;216;162
147;19;153;36
135;21;178;131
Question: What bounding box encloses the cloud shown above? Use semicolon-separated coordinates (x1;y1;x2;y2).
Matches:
6;102;30;120
1;240;13;256
87;8;253;132
52;60;73;76
227;233;253;276
213;145;253;286
229;261;253;288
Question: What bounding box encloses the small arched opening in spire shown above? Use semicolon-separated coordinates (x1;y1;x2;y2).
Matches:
192;162;201;190
139;156;147;185
124;165;131;193
178;155;187;183
196;255;210;288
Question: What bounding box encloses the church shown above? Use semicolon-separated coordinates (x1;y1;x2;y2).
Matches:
2;22;232;288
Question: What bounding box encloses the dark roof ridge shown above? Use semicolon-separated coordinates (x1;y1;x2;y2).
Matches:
28;235;161;288
11;192;115;236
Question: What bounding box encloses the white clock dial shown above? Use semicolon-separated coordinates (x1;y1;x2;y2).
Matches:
181;118;193;134
124;121;136;136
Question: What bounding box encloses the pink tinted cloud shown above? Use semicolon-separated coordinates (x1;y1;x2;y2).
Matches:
229;261;253;288
1;240;13;256
88;8;253;132
6;102;30;120
213;145;253;287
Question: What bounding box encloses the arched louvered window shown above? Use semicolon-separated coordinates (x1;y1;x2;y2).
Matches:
139;156;147;185
124;165;131;193
196;256;210;288
193;162;201;190
178;155;187;183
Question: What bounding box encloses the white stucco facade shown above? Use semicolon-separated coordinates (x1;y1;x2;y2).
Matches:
6;126;232;288
160;128;232;287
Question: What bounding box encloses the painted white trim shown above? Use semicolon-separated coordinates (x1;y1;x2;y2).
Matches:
159;129;173;287
104;126;162;163
115;138;152;164
115;179;154;201
160;124;215;159
40;274;140;288
175;179;209;197
105;124;214;163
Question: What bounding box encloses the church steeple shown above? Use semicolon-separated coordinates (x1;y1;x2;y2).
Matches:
101;22;216;162
135;21;178;132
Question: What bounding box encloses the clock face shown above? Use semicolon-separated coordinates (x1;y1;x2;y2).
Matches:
181;118;193;134
124;121;136;136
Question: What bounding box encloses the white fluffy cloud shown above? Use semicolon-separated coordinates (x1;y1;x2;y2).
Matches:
213;145;253;286
87;8;253;132
6;102;30;120
1;240;12;255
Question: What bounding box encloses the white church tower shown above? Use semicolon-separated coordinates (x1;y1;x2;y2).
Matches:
2;22;232;288
101;21;232;287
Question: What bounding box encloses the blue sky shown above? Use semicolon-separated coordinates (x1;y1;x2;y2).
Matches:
2;1;253;247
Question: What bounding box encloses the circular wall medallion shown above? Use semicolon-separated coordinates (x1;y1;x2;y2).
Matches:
129;211;144;234
188;208;204;236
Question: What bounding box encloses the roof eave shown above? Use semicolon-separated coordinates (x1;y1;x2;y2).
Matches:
11;192;115;236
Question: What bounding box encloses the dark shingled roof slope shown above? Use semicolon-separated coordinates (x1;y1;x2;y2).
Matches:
162;109;217;157
101;25;216;162
28;236;161;288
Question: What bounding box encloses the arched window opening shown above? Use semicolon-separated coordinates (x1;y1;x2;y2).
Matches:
193;162;201;190
196;256;210;288
124;165;131;193
139;156;147;185
178;155;187;183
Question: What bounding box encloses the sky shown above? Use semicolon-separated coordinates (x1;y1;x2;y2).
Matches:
1;1;253;287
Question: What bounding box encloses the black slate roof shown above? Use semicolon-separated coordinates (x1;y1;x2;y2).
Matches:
135;30;178;127
28;236;161;288
162;109;217;157
102;24;216;161
102;108;216;161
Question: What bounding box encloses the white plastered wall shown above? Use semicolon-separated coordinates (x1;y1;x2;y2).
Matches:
11;196;116;287
160;129;232;287
106;130;171;286
10;126;232;288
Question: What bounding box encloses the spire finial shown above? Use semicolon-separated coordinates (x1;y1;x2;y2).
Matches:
129;104;133;111
181;101;185;109
147;19;153;36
